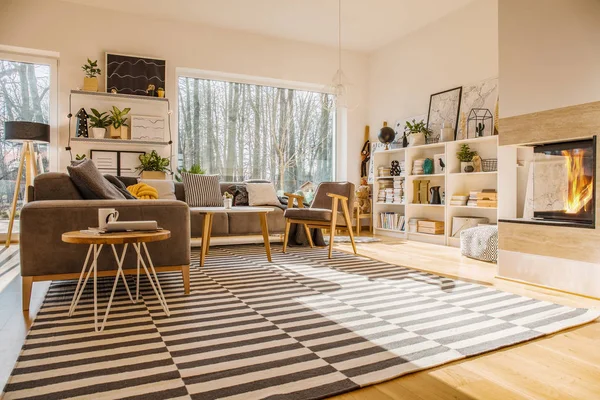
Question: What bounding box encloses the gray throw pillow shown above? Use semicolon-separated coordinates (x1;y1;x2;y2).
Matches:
182;173;222;207
104;174;137;200
67;159;126;200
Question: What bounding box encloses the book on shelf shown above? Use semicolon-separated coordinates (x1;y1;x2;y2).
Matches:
379;212;405;231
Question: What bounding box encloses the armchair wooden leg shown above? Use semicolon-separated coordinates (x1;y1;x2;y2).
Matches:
303;224;314;248
341;199;358;255
283;220;291;253
181;265;190;295
22;276;33;311
329;199;339;259
356;207;360;236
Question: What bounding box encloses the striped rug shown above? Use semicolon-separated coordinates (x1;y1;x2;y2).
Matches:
3;245;599;399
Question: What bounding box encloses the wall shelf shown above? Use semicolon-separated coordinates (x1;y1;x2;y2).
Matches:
71;137;169;146
71;89;169;103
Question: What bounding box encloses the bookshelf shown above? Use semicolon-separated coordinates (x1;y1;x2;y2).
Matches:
372;135;503;247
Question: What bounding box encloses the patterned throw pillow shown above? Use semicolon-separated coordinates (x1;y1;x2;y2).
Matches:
226;184;249;206
181;173;222;207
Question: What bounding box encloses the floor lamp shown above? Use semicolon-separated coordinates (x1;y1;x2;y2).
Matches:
4;121;50;247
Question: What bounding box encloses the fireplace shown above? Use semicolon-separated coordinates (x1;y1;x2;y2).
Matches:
532;137;596;226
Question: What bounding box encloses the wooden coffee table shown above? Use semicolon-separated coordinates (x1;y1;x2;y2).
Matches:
195;207;274;266
62;230;171;332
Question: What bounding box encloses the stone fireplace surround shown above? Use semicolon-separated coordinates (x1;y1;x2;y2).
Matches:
498;100;600;298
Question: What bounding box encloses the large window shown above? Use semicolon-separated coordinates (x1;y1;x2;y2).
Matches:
0;57;53;234
178;76;335;193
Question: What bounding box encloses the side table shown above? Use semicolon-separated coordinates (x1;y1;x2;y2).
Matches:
62;230;171;332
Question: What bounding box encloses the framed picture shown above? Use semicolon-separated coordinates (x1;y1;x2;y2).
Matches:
91;150;146;177
426;87;462;140
130;115;166;142
458;78;498;139
105;52;166;97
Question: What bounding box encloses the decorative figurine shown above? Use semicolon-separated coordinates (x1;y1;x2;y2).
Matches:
390;160;401;176
75;107;89;138
147;84;156;97
423;158;434;175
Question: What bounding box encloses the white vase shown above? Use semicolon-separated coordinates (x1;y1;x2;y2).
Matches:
91;127;106;139
409;132;425;147
440;122;454;142
224;198;233;209
461;162;474;173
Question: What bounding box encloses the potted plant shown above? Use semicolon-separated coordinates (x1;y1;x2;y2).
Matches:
175;164;206;182
223;192;233;209
82;58;101;92
157;87;165;98
108;106;130;139
88;108;111;139
457;144;478;173
405;119;432;147
137;150;170;179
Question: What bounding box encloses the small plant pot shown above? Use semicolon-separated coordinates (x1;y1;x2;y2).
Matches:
91;127;106;139
157;89;165;98
461;162;474;173
141;171;166;180
83;77;98;92
409;132;426;147
109;126;128;139
223;198;233;209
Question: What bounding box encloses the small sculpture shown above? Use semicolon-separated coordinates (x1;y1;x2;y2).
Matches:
438;157;445;171
472;155;482;172
423;158;434;175
378;122;396;150
390;160;401;176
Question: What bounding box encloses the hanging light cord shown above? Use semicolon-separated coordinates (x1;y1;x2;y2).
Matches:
166;98;174;175
65;92;73;161
338;0;342;81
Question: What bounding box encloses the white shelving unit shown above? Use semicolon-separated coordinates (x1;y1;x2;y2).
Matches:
373;135;501;247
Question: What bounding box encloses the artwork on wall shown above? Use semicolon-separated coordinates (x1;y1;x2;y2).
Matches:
105;53;166;97
130;115;166;142
90;150;146;177
368;142;386;184
458;77;498;139
426;87;462;141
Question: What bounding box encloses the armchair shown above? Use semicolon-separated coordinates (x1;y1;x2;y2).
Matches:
283;182;357;258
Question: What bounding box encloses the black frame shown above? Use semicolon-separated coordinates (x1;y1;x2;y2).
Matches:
90;149;146;176
105;52;166;97
426;86;462;140
532;136;596;227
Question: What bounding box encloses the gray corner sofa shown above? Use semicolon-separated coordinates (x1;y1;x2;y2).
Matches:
20;173;287;310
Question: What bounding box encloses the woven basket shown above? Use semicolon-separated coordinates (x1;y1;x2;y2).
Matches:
482;159;498;172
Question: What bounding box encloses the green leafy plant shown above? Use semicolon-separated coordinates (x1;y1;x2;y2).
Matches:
82;58;101;78
75;153;86;161
109;106;130;129
475;122;485;137
404;119;433;138
88;108;111;128
456;144;478;162
223;192;233;199
137;150;170;173
174;164;206;182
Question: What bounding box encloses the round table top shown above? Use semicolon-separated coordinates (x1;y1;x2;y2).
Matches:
62;230;171;245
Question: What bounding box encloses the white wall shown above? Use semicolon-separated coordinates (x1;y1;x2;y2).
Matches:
367;0;498;137
499;0;600;118
0;0;368;184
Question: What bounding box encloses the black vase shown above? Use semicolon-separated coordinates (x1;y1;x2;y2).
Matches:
402;134;408;148
430;186;441;205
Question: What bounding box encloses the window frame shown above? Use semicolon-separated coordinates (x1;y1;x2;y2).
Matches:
175;68;337;183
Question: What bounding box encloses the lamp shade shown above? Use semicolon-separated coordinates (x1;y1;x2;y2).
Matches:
4;121;50;143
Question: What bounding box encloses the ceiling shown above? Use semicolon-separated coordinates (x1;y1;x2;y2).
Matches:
60;0;475;52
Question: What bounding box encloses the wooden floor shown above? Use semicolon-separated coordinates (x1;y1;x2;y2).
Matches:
0;238;599;399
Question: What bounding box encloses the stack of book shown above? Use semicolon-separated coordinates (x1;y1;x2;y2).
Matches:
377;180;393;203
379;212;406;231
393;178;404;204
467;190;480;207
450;194;468;206
412;159;425;175
384;188;394;203
399;161;406;175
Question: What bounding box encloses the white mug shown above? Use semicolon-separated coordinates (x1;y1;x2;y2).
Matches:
98;208;119;230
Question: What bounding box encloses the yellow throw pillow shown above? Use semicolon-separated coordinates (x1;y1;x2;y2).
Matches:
127;182;159;200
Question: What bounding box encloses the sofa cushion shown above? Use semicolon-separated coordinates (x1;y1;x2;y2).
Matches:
139;178;176;200
182;173;222;207
246;182;280;206
225;184;249;206
33;173;83;201
284;208;348;226
104;175;136;199
67;159;126;200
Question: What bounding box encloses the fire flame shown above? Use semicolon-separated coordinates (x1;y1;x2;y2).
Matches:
562;149;593;214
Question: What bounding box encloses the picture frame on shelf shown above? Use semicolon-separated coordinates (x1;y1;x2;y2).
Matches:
105;52;166;97
459;77;498;140
90;149;146;177
426;86;462;141
130;115;166;142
